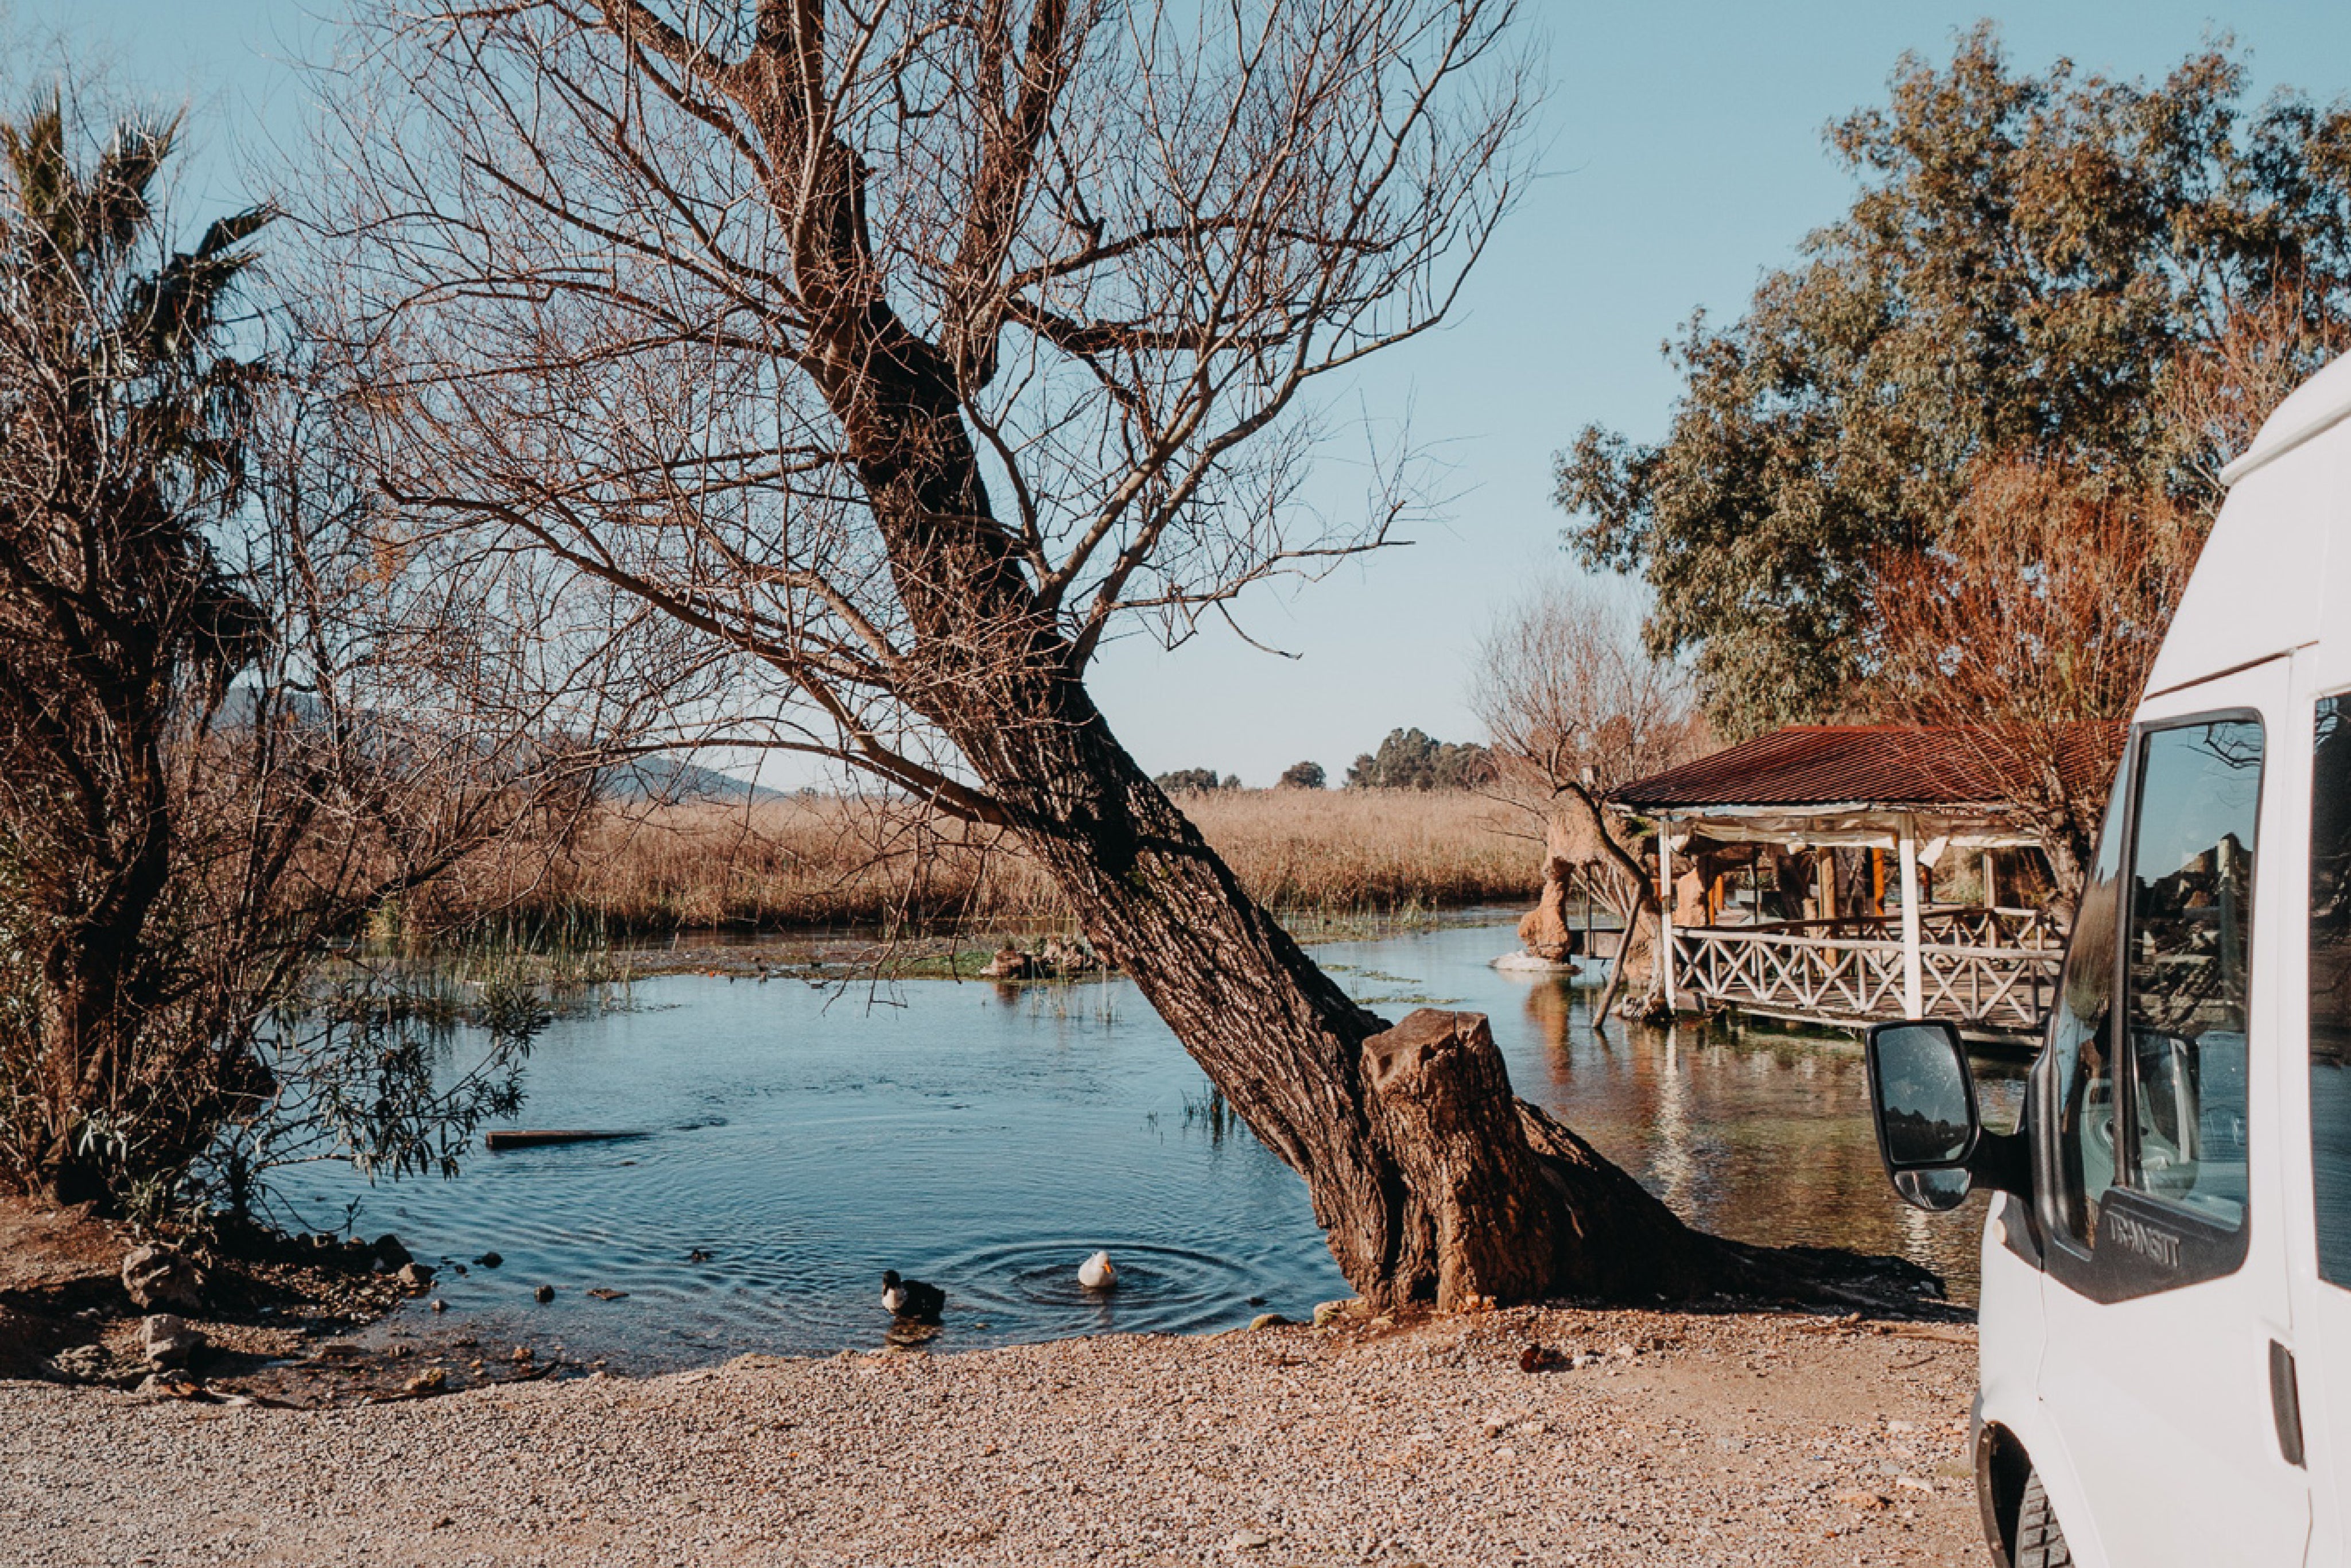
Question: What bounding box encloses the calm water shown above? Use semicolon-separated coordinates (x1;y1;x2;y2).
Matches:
299;919;2022;1369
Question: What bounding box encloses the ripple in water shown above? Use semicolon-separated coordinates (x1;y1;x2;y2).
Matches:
926;1240;1266;1336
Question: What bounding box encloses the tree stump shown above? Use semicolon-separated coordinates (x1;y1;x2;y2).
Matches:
1361;1010;1564;1310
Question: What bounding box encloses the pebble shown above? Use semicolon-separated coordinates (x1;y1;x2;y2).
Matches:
121;1244;206;1313
0;1305;1980;1566
137;1315;203;1370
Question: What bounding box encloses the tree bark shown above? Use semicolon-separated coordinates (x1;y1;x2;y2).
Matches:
796;337;1723;1303
1548;785;1662;1030
942;690;1723;1307
766;263;1716;1301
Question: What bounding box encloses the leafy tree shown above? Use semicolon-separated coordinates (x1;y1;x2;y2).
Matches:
1278;760;1326;790
0;91;277;1200
1153;768;1232;795
1866;458;2207;912
1346;728;1496;789
1557;28;2351;739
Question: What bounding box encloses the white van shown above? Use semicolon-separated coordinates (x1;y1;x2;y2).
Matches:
1868;352;2351;1568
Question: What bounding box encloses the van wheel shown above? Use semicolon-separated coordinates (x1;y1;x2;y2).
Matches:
2015;1469;2072;1568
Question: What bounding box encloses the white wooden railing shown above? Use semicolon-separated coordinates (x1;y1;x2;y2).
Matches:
1670;923;2062;1037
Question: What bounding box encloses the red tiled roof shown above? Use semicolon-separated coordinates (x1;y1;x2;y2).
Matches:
1609;724;2121;812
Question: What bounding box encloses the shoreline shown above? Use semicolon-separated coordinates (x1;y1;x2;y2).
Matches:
497;902;1539;984
5;1194;1985;1563
0;1197;560;1401
2;1301;1981;1567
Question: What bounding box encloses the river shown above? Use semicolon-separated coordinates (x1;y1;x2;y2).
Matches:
295;916;2020;1369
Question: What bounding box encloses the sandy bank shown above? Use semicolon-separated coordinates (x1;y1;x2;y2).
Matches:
2;1303;1980;1567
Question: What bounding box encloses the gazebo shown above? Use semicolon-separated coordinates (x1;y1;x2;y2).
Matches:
1609;724;2113;1043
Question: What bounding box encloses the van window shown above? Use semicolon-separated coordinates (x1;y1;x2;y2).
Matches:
2311;697;2351;1284
2049;782;2128;1247
2119;719;2260;1229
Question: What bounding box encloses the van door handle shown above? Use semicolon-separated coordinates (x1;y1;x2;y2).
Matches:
2271;1340;2306;1468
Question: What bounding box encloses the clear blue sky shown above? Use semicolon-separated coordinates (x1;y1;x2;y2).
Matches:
20;1;2351;785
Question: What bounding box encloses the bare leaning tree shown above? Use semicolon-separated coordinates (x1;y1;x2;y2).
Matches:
319;0;1906;1307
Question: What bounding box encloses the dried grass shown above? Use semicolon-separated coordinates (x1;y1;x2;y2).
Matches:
447;789;1538;934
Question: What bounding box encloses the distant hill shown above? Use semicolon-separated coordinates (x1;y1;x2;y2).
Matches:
603;755;783;804
220;686;781;805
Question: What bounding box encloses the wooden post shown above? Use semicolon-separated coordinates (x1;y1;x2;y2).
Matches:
1982;849;1999;914
1658;818;1677;1013
1899;820;1924;1019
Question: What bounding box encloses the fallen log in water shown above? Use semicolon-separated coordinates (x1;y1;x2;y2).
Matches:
483;1130;650;1151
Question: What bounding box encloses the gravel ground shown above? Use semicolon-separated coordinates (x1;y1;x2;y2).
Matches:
1;1303;1981;1567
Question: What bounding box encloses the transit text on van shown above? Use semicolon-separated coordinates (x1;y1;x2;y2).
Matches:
2106;1210;2183;1269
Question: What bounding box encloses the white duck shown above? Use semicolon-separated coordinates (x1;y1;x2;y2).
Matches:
1078;1250;1118;1291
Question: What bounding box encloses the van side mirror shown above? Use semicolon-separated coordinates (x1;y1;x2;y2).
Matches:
1866;1020;1981;1212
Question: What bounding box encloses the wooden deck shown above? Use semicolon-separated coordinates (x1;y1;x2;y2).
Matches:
1669;912;2060;1043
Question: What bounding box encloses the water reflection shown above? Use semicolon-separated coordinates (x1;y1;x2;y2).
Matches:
1487;951;2022;1299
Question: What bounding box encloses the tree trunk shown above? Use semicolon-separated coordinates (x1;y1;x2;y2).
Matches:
1550;786;1662;1031
789;308;1717;1303
960;693;1736;1306
1594;906;1662;1027
25;684;177;1204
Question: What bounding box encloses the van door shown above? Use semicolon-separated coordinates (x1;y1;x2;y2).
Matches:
2284;678;2351;1562
2034;661;2309;1567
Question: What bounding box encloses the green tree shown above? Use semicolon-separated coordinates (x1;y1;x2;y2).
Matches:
0;83;607;1212
1557;28;2351;739
1152;768;1232;795
1345;728;1496;789
1278;760;1326;790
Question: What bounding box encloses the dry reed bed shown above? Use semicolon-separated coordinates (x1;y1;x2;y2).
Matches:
446;789;1538;934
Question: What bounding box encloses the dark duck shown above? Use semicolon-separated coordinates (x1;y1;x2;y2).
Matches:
880;1269;945;1323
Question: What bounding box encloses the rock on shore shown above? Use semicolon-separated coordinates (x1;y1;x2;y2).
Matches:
0;1304;1981;1567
